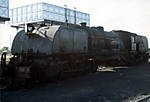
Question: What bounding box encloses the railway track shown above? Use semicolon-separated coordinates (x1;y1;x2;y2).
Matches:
129;90;150;102
135;95;150;102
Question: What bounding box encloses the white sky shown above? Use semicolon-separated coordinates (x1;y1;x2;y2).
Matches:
0;0;150;49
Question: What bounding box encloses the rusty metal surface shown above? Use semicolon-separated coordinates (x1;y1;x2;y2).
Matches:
11;25;88;55
11;25;148;57
86;27;121;55
52;26;88;54
135;35;148;53
11;26;59;55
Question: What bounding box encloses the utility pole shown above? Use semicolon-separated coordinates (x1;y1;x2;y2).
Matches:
64;5;68;25
74;7;76;25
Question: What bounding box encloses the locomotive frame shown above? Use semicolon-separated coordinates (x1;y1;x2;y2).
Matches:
0;23;149;88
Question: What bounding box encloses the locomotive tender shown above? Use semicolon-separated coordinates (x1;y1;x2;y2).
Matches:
2;24;149;85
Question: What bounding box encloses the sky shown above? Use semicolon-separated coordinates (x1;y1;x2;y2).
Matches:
0;0;150;49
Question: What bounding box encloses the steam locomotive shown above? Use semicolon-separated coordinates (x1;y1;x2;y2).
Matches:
1;23;149;86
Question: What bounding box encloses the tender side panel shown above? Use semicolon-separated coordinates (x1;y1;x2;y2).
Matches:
52;26;88;54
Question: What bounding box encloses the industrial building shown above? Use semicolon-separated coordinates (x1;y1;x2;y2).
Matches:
0;0;9;23
9;2;90;26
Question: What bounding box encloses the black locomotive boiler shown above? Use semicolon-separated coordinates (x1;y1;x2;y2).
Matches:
1;24;149;86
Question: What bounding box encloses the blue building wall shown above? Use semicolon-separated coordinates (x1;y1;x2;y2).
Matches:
9;2;90;26
0;0;9;21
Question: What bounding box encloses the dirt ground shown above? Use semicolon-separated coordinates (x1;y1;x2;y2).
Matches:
3;62;150;102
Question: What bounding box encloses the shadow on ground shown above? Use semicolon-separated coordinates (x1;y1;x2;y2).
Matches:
4;63;150;102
